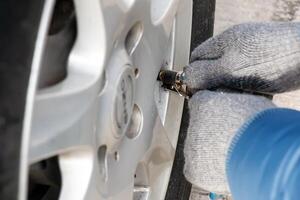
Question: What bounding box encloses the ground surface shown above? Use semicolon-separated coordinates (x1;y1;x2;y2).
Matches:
190;0;300;199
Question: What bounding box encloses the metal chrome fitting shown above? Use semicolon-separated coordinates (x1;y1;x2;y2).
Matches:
158;69;190;98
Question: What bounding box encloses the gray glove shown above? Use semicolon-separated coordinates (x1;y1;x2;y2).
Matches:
184;22;300;94
183;91;275;194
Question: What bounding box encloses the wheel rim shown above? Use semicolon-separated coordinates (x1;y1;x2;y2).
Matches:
20;0;192;199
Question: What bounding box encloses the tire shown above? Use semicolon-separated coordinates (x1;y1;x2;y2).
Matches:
0;1;45;200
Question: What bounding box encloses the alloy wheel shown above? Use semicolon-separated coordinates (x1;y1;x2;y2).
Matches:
19;0;192;199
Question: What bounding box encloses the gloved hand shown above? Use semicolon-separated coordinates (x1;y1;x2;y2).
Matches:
183;90;275;194
184;22;300;94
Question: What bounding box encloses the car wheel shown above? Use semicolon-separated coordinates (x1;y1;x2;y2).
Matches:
0;0;215;199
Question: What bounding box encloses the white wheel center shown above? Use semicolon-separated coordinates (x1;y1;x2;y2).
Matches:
114;67;135;136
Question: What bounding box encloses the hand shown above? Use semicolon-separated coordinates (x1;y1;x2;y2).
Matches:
184;22;300;94
183;90;275;194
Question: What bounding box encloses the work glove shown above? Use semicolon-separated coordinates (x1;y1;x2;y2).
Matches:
184;22;300;94
183;22;300;195
183;90;275;194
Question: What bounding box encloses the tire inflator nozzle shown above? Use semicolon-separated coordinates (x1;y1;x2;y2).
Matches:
158;69;190;98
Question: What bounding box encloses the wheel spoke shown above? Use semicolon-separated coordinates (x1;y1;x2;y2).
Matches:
29;75;98;163
58;148;97;200
58;147;135;200
28;0;110;163
141;112;176;200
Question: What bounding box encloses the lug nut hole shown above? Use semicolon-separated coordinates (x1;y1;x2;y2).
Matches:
125;22;143;56
126;104;143;139
114;151;120;161
97;145;108;182
134;68;139;78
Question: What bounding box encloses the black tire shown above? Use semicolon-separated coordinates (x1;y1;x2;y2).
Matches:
0;1;45;200
165;0;216;199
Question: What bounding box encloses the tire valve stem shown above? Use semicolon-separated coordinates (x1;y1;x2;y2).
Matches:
158;69;190;99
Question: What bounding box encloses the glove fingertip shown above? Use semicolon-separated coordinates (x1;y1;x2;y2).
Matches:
183;65;206;93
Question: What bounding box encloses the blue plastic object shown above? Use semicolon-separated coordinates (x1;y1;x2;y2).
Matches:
227;108;300;200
